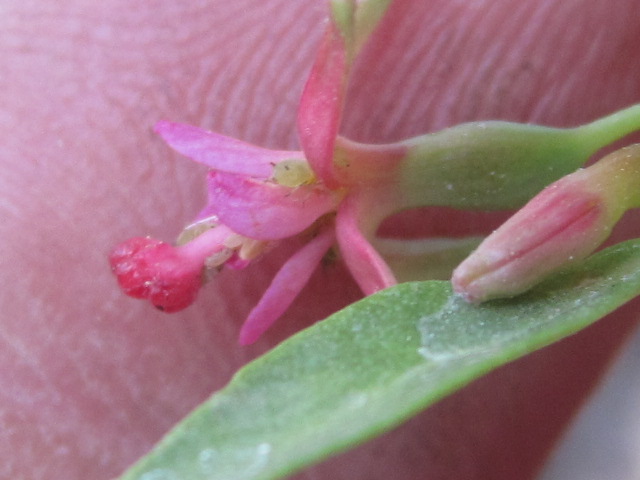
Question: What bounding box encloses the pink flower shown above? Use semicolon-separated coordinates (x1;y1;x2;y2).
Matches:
110;3;402;345
452;144;640;303
110;0;640;343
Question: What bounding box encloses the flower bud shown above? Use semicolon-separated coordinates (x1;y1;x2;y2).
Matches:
452;144;640;303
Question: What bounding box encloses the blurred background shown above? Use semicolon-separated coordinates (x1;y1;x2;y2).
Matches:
539;325;640;480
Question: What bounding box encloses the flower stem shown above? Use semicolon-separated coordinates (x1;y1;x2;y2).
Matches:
577;104;640;150
395;104;640;211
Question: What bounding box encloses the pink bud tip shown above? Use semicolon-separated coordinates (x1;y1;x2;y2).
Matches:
451;177;615;303
109;237;202;312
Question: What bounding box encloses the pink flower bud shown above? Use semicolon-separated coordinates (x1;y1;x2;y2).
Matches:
452;144;640;303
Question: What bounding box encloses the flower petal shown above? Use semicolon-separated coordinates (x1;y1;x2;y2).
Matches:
296;2;391;186
239;228;335;345
296;19;348;187
335;192;397;295
206;171;340;240
155;121;303;178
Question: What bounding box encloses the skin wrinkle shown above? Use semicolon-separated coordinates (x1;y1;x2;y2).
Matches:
0;335;117;476
0;334;61;413
444;9;496;122
363;5;453;136
0;2;328;477
344;0;640;142
211;2;319;145
182;3;323;148
247;5;323;145
466;1;538;117
0;0;639;479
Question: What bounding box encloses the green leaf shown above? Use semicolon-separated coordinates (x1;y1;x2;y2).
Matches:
118;240;640;480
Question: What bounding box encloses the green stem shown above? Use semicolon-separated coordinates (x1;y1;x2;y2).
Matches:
577;104;640;150
395;104;640;211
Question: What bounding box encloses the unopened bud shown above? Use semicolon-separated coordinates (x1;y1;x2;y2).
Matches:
452;144;640;303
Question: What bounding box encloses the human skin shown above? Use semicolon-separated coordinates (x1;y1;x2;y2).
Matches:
1;0;639;479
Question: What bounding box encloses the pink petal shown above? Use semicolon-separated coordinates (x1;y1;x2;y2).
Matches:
296;21;348;188
239;228;336;345
206;171;340;240
335;192;397;295
155;121;303;178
